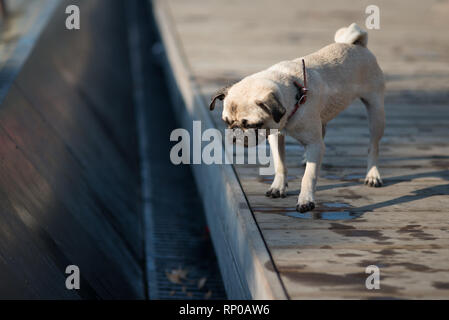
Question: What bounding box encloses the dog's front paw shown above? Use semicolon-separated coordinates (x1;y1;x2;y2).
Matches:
266;175;288;198
296;201;315;213
365;167;383;187
296;190;316;213
365;176;383;187
266;185;288;198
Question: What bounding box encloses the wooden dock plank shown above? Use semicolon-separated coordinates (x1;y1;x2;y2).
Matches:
162;0;449;299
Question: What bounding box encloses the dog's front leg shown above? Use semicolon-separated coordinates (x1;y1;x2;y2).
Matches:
296;140;325;213
266;132;287;198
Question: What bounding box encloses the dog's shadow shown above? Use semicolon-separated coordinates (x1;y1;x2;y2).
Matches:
287;168;449;215
357;180;449;213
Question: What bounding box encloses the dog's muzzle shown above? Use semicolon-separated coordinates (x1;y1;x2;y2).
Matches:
230;128;268;147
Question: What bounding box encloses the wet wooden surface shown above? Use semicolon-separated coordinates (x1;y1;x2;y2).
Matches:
163;0;449;298
0;0;144;299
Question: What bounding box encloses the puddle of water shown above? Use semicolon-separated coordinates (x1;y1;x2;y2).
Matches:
254;202;362;220
286;211;362;220
322;202;351;208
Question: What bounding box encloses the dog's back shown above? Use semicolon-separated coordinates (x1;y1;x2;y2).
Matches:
299;23;384;122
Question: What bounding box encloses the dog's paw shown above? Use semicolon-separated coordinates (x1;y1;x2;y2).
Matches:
266;185;288;198
297;191;315;212
365;167;383;187
296;201;315;213
266;175;288;198
365;176;383;187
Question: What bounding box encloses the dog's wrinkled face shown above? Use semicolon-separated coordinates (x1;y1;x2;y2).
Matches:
209;78;286;146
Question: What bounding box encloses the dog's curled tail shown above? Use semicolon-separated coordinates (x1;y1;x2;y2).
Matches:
334;23;368;47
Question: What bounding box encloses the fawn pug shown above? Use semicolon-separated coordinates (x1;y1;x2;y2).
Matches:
210;23;385;213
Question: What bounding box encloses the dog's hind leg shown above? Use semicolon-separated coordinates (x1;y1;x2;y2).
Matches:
266;132;288;198
361;93;385;187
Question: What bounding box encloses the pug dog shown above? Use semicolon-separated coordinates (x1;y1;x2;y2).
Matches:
209;23;385;213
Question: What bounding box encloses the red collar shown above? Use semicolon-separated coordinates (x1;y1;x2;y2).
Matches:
287;59;308;121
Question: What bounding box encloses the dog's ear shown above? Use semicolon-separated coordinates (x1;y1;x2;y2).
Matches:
209;86;230;110
256;92;286;123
